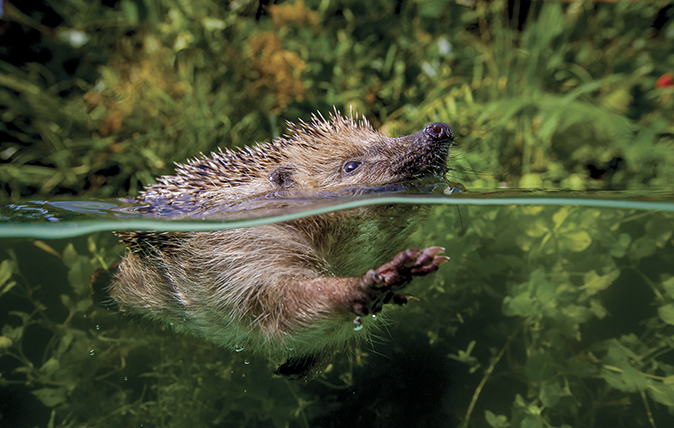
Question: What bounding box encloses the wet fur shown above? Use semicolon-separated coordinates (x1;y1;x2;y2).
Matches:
110;111;452;375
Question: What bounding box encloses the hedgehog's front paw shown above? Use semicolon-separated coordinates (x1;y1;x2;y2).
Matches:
351;246;449;317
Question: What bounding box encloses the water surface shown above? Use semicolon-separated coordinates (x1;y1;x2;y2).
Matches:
1;189;673;428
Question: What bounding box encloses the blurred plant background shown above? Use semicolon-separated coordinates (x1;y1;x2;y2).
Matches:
1;1;674;428
0;0;672;200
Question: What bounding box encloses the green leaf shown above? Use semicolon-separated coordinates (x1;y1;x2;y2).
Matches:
76;297;93;313
68;259;95;295
558;230;592;252
630;236;657;260
1;324;24;342
581;269;619;297
485;410;511;428
121;0;139;25
521;414;543;428
552;207;570;228
648;382;674;407
539;381;563;408
0;259;14;286
602;368;631;392
60;294;72;310
560;304;592;323
519;174;544;189
40;357;61;375
604;338;639;364
645;218;673;248
609;233;631;258
621;365;650;392
32;388;67;407
62;243;78;268
525;351;556;383
0;281;16;299
657;304;674;325
662;277;674;299
448;340;478;364
601;365;649;393
0;336;13;350
8;311;31;324
502;293;537;317
524;219;549;238
590;299;608;320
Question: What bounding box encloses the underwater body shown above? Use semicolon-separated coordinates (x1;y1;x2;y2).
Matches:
3;0;674;425
1;190;674;428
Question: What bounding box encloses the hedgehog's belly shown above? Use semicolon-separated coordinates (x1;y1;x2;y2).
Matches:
182;304;361;362
110;245;364;361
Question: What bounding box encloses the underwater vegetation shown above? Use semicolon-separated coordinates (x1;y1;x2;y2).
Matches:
1;199;674;427
1;0;674;427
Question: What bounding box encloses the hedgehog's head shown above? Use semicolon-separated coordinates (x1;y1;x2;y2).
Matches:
149;111;454;203
267;111;454;191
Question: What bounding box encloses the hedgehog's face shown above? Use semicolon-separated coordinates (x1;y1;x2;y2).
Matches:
267;121;454;191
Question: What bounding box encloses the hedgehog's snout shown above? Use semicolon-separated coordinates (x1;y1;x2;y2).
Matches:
389;121;453;180
424;122;454;142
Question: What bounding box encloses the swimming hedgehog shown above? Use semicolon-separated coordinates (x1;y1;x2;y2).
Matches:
106;111;454;381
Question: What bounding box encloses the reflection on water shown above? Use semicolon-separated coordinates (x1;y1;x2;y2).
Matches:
0;189;673;427
0;186;672;238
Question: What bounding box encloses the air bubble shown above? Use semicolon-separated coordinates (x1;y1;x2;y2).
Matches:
89;350;95;356
95;325;100;330
353;316;363;331
371;314;377;321
244;359;250;365
234;344;244;352
124;377;128;381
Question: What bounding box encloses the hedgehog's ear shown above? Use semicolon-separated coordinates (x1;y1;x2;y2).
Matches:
268;163;296;188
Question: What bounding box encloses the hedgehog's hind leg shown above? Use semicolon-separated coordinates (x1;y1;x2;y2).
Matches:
275;352;333;383
90;261;121;311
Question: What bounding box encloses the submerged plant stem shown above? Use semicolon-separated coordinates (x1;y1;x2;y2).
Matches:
627;266;665;304
640;390;657;428
284;379;311;428
461;318;529;428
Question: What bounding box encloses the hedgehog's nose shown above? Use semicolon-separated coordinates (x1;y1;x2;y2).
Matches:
424;122;454;141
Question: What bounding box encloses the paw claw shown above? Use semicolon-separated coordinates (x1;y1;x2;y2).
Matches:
425;246;446;257
414;246;446;267
350;246;449;316
392;293;411;305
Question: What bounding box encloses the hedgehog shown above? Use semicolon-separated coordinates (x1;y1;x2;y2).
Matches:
104;110;454;381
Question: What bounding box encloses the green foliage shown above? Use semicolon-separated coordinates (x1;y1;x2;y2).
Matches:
4;204;672;427
1;0;673;199
408;203;674;427
0;235;322;427
2;0;674;426
411;1;674;189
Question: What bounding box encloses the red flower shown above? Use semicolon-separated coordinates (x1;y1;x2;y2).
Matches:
655;73;674;89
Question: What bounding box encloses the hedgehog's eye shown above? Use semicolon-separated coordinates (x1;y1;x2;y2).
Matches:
269;164;295;188
343;160;362;174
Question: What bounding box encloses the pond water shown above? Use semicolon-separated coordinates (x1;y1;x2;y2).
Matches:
1;189;673;428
